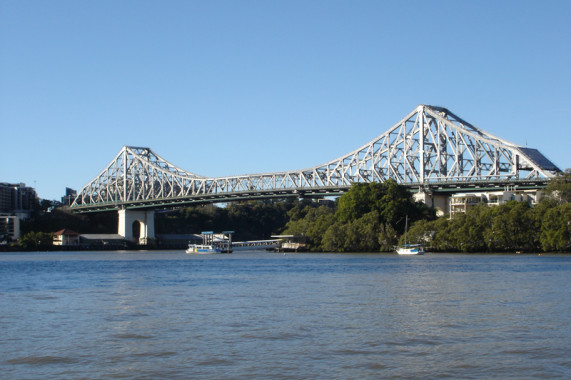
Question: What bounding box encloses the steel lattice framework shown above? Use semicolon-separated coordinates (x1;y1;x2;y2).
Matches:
71;105;560;211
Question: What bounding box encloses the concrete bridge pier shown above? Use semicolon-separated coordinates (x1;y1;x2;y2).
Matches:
414;191;449;217
118;209;155;245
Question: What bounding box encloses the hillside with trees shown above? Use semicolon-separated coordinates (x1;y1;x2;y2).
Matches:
404;169;570;252
281;180;435;252
281;171;570;253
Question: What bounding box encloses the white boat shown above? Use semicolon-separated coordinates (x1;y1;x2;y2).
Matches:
395;216;424;255
186;244;222;254
396;244;425;255
186;231;233;254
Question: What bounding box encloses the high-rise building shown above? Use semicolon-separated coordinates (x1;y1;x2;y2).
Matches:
61;187;77;206
0;183;38;214
0;183;37;241
1;215;20;243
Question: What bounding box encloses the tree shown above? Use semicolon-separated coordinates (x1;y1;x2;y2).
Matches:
540;203;571;251
346;211;380;252
378;223;398;251
545;169;571;204
429;217;455;252
322;221;348;252
282;205;335;251
305;208;336;251
303;181;435;252
451;204;492;252
336;182;379;223
19;232;53;250
335;180;434;233
483;201;535;251
402;219;434;248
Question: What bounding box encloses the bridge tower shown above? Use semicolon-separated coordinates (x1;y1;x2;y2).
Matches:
118;209;155;244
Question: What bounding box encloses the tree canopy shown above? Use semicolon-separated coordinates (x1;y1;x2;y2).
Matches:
545;168;571;204
405;199;570;253
282;180;435;252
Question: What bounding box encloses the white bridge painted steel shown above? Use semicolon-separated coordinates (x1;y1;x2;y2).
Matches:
71;105;560;211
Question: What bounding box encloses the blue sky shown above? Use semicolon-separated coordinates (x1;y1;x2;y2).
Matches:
1;0;570;200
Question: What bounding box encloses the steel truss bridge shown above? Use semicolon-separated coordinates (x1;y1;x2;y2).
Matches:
71;105;560;212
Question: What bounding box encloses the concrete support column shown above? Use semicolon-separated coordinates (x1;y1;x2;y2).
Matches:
413;191;449;217
118;209;155;245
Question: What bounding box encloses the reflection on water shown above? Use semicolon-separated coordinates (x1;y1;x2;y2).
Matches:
1;252;569;378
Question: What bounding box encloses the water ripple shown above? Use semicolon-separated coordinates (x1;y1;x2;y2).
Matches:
0;252;569;379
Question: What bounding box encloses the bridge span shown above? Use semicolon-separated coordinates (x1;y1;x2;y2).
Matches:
71;105;560;244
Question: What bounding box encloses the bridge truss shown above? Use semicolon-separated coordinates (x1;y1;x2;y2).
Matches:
71;105;560;211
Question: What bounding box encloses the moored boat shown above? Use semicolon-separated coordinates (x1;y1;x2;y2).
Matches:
186;244;222;254
395;216;425;255
396;244;425;255
186;231;233;254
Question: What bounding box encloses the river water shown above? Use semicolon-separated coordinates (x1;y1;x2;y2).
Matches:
1;251;569;379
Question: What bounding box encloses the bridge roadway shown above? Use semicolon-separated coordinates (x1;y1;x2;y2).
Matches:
71;178;549;213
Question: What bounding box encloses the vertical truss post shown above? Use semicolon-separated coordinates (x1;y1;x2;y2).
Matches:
419;107;425;183
122;148;127;203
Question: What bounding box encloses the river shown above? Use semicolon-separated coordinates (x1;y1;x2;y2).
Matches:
1;251;569;379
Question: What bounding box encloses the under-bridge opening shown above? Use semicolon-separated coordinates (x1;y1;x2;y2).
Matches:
132;220;141;242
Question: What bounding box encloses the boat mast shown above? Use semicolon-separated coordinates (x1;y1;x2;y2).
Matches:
404;215;408;246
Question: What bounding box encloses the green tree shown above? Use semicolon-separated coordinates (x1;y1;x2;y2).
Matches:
530;198;558;249
540;203;571;251
305;209;336;251
485;201;535;251
429;217;455;251
322;221;348;252
294;181;436;252
451;204;493;252
282;205;335;251
378;181;417;230
545;169;571;204
344;211;380;252
19;231;53;250
336;182;380;223
402;219;434;247
378;223;399;251
336;180;433;233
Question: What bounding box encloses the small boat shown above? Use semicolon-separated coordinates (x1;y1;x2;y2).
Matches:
395;216;424;255
185;231;233;254
396;244;425;255
186;244;222;254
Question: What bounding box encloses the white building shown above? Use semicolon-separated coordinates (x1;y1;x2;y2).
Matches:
449;188;544;218
53;229;80;246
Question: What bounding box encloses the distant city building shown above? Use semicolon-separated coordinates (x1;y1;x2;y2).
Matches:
0;182;38;215
61;187;77;206
0;183;38;241
0;215;20;243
